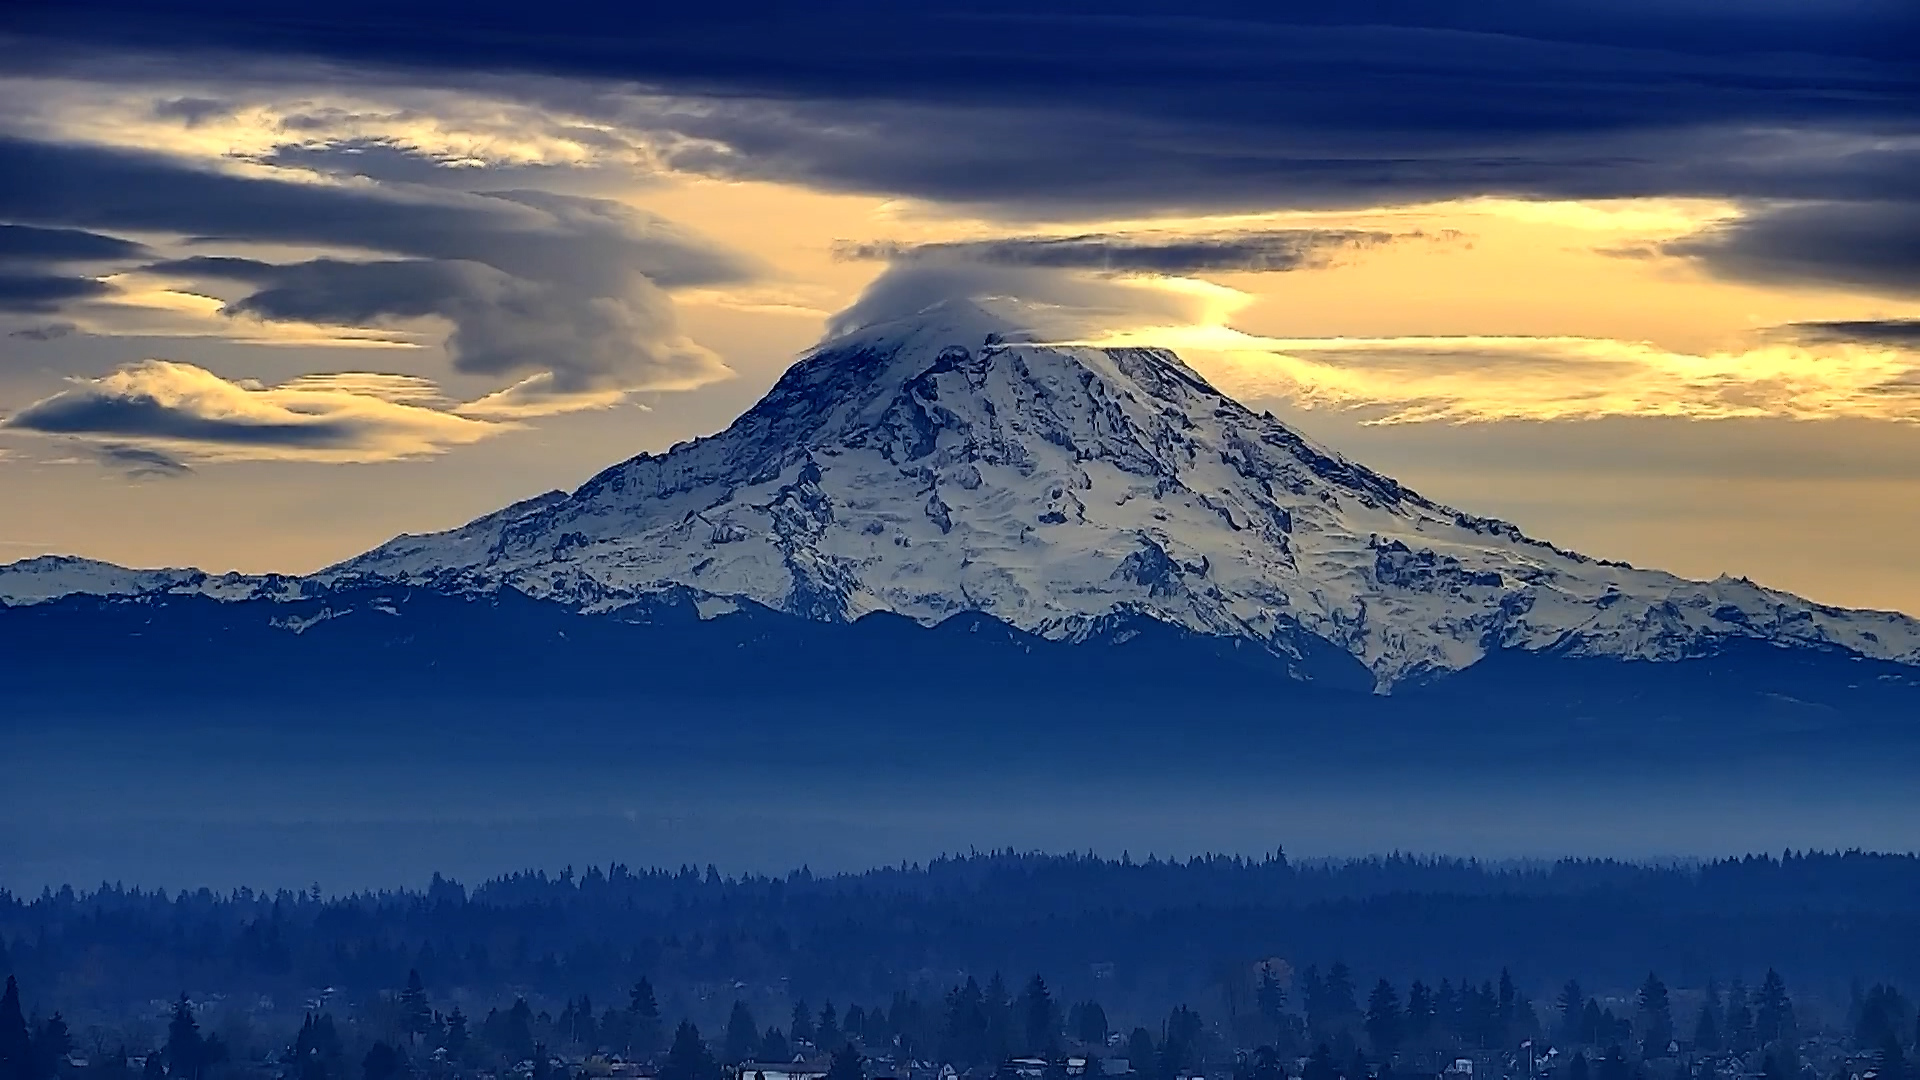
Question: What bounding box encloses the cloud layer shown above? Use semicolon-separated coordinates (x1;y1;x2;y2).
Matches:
835;229;1402;275
2;360;506;464
0;137;753;411
1179;333;1920;426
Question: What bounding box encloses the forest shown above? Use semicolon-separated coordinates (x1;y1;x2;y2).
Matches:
1;850;1917;1080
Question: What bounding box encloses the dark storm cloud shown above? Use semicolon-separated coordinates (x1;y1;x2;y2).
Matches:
1666;201;1920;298
8;1;1916;209
6;1;1917;296
835;230;1400;275
1781;319;1920;348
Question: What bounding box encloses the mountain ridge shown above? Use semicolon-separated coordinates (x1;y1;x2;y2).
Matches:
7;298;1920;690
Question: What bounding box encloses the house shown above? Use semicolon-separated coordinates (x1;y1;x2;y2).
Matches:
736;1062;831;1080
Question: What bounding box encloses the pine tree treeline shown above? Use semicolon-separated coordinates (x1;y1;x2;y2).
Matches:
4;958;1915;1080
4;851;1918;1017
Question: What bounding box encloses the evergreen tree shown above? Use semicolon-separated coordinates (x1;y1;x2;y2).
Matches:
791;1003;816;1049
826;1044;863;1080
1303;1045;1338;1080
844;1008;867;1046
1558;983;1585;1046
943;983;988;1067
1854;986;1911;1048
1257;968;1288;1027
757;1029;789;1063
1301;969;1328;1040
1;977;32;1080
629;981;664;1058
165;998;227;1080
399;971;431;1044
818;1004;841;1052
726;1005;759;1064
1327;965;1360;1023
1638;974;1673;1057
1128;1030;1156;1077
362;1043;404;1080
1760;1055;1787;1080
1404;983;1433;1046
1073;1002;1109;1047
1692;1005;1721;1053
1162;1006;1203;1075
141;1055;164;1080
1241;1047;1285;1080
1366;981;1402;1056
660;1023;717;1080
1725;984;1754;1051
1877;1036;1909;1080
1596;1047;1631;1080
166;997;203;1080
1566;1053;1590;1080
443;1009;468;1058
33;1015;71;1080
1756;971;1794;1046
1019;976;1058;1056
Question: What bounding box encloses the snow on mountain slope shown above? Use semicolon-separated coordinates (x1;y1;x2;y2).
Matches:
0;556;203;606
0;555;293;608
318;298;1920;687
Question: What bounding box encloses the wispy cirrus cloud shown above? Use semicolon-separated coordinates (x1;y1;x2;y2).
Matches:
1160;331;1920;425
833;228;1407;275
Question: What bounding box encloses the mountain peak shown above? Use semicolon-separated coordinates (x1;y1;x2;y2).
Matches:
319;310;1920;686
11;307;1920;687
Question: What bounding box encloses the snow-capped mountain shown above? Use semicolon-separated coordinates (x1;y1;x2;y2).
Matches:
0;555;296;608
311;298;1919;687
8;299;1920;688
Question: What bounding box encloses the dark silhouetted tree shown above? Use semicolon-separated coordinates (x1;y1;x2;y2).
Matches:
791;1003;815;1049
1071;1002;1109;1047
1019;976;1058;1056
1638;974;1673;1057
362;1043;404;1080
1755;971;1794;1046
1366;981;1402;1055
826;1044;863;1080
726;1005;759;1064
1725;983;1754;1051
33;1015;71;1080
817;1005;841;1052
629;981;663;1058
757;1029;789;1063
1558;983;1585;1046
660;1023;717;1080
1303;1045;1338;1080
1;978;33;1080
164;998;226;1080
1692;1005;1720;1053
1128;1029;1156;1077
